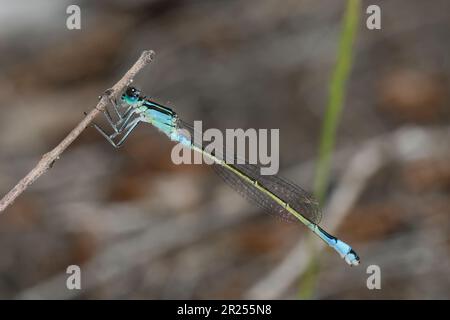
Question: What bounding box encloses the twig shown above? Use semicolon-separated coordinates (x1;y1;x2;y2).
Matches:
0;50;156;213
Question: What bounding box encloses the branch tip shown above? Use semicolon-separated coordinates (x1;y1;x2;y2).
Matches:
141;50;156;64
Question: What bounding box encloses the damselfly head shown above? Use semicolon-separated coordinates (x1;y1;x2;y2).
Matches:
122;86;141;105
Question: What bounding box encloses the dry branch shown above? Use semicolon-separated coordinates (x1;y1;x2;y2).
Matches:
0;50;156;213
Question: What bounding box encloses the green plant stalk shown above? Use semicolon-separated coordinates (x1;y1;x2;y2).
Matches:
314;0;360;203
299;0;360;299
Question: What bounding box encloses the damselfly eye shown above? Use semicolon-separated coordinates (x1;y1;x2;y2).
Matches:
126;86;140;98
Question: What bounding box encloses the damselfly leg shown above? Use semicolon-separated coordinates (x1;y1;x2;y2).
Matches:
113;118;141;147
92;93;141;148
108;95;123;121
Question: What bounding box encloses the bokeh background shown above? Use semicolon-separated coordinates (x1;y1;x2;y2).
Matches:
0;0;449;299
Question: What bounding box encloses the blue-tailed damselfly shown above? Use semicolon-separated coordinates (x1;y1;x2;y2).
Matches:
93;87;360;266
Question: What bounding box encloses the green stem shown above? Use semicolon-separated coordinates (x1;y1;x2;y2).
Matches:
314;0;360;203
299;0;360;299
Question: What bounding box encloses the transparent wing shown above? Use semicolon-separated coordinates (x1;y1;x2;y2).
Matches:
176;120;322;224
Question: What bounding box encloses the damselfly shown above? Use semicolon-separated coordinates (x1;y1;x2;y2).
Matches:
93;87;360;266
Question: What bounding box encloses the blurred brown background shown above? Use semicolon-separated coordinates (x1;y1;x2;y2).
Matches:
0;0;449;299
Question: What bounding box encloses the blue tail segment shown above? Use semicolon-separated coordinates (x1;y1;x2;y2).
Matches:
314;225;360;266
